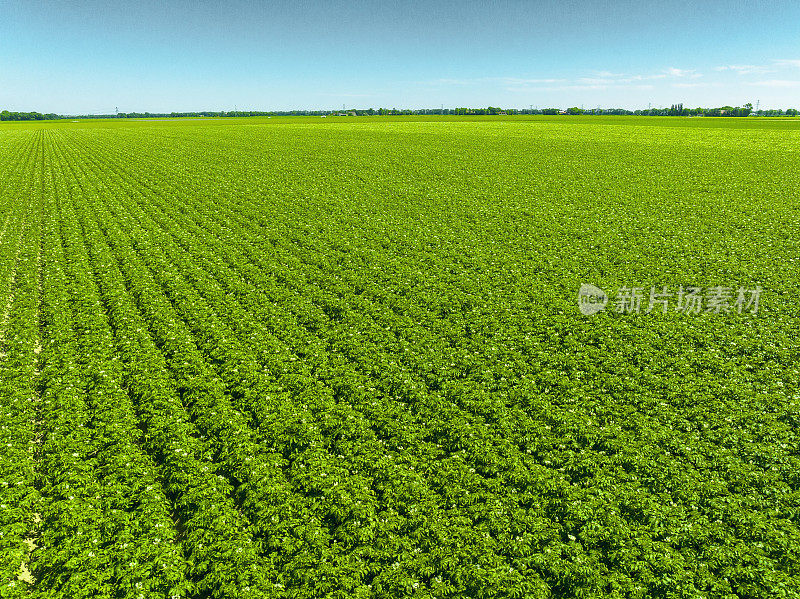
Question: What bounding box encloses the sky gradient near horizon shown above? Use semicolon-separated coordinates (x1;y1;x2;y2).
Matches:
2;0;799;113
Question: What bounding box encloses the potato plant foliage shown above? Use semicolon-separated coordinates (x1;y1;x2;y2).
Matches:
0;116;799;598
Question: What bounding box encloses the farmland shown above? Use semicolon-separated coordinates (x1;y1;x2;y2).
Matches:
1;115;799;598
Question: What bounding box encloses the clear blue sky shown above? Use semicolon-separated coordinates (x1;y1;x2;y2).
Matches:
2;0;799;113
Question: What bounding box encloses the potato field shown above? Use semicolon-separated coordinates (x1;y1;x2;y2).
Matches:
1;116;799;598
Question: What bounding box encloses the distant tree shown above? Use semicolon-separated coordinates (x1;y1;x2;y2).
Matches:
668;103;684;116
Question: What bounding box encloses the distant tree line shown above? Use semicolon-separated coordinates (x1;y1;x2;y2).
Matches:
541;103;798;117
330;104;798;117
1;110;60;121
2;104;798;121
